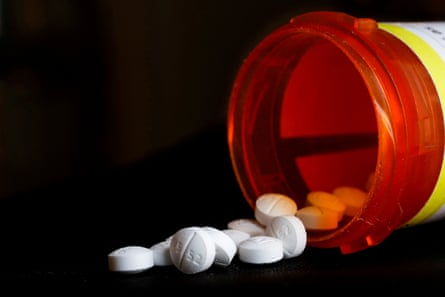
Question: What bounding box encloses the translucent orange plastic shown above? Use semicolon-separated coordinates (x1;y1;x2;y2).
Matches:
227;11;444;254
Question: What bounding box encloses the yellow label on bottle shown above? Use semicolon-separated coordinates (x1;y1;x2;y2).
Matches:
379;22;445;226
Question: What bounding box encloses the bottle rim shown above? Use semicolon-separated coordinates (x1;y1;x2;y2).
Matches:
227;11;444;253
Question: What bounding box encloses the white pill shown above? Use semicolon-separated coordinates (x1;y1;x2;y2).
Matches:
222;228;251;247
332;186;367;217
202;226;237;267
238;235;283;264
108;246;154;274
169;226;216;274
254;193;298;226
306;191;346;221
266;215;307;259
227;218;266;236
150;238;173;266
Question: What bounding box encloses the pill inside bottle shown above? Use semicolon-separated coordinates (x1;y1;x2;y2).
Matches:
227;11;445;254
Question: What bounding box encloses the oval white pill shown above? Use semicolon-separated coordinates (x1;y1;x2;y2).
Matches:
332;186;367;217
150;239;173;266
266;215;307;259
108;245;154;274
254;193;298;226
222;228;251;247
202;226;237;267
227;218;266;236
169;226;216;274
306;191;346;221
296;205;339;230
238;235;283;264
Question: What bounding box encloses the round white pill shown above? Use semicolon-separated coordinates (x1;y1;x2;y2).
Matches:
222;228;251;247
108;246;154;274
238;235;283;264
266;215;307;259
227;218;266;236
255;193;298;226
150;238;173;266
169;226;216;274
202;226;237;267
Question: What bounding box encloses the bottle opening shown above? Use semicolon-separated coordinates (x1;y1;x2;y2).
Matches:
280;38;378;199
228;31;378;242
228;11;444;253
279;37;378;234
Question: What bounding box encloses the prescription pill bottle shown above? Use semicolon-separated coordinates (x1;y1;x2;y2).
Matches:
227;11;445;254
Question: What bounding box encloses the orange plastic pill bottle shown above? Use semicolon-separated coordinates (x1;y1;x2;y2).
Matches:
227;11;445;254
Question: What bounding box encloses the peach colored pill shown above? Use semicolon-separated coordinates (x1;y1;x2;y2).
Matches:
306;191;346;221
332;186;367;217
296;205;338;230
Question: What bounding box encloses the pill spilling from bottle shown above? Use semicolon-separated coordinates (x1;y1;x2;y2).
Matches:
107;186;366;274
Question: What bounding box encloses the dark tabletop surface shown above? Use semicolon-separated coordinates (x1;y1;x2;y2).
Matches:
0;123;444;296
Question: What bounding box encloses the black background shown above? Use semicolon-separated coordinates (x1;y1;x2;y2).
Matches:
1;124;445;296
0;1;445;295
